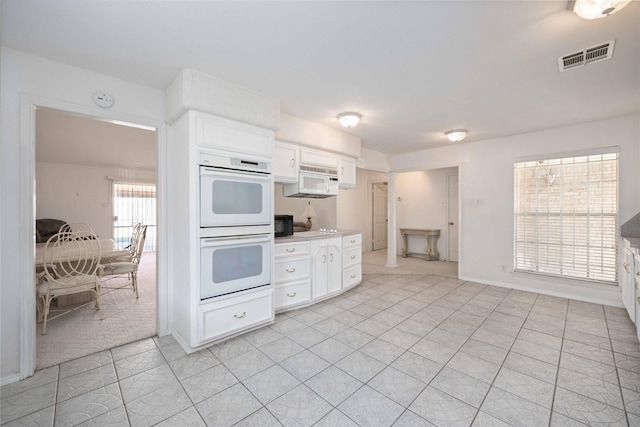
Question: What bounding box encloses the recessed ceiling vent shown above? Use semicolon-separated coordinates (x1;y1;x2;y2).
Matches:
558;40;615;72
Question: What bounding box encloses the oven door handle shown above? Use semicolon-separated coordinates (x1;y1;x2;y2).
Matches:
200;167;271;180
201;235;271;247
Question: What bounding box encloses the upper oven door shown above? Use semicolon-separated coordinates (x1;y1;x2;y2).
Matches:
200;166;272;227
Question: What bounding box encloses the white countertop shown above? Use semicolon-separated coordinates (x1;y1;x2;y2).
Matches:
275;229;360;243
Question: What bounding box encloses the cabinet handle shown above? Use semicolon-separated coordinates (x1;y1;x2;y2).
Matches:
637;297;640;304
350;239;356;243
233;312;246;319
624;262;630;273
286;248;296;253
637;271;640;276
350;255;356;259
287;292;297;298
342;166;344;175
322;255;327;263
286;268;296;273
290;158;295;168
350;274;356;278
330;253;334;262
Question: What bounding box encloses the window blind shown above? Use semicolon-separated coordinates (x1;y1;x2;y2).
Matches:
514;152;618;284
113;182;156;252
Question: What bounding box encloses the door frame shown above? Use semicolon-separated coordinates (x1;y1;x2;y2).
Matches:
370;181;388;251
18;94;168;379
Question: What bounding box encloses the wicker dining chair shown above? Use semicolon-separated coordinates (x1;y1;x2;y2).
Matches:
100;225;147;299
37;230;103;335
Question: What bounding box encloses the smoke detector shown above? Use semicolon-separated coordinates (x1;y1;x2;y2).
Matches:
558;40;615;72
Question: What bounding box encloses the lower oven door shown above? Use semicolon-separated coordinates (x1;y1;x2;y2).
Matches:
200;234;272;300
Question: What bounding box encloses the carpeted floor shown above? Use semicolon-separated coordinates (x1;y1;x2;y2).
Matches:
35;252;157;369
362;249;458;277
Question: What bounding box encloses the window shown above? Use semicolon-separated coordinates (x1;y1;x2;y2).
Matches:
113;182;156;252
514;152;618;284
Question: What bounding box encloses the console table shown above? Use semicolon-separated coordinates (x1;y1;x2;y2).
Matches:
400;228;440;261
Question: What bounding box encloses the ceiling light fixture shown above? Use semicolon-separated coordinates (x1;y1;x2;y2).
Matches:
569;0;631;19
445;129;467;142
337;112;361;128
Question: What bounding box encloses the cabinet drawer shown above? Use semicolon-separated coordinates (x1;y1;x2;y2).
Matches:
274;258;310;283
343;265;362;289
198;290;273;344
274;281;311;310
274;242;310;257
343;234;362;248
343;246;362;267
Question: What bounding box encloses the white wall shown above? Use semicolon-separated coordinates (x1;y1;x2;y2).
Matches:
36;162;156;240
337;168;388;252
274;184;337;230
391;114;640;306
0;48;165;383
396;168;457;260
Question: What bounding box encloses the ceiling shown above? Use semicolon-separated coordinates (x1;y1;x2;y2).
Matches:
3;1;640;155
36;108;157;170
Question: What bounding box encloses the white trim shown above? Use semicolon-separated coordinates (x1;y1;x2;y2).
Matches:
18;95;168;379
514;145;620;163
1;373;21;387
460;274;623;308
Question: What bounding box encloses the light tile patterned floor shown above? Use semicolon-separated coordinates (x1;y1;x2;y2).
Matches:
3;273;640;426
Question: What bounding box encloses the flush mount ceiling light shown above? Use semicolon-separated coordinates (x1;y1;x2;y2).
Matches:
337;112;361;128
445;129;467;142
569;0;631;19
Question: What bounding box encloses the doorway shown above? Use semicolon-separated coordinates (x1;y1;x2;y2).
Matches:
372;182;388;251
448;174;459;262
34;107;159;368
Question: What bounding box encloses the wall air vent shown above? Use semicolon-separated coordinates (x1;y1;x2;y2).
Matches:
558;40;615;72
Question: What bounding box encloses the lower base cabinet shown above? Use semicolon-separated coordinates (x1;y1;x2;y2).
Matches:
198;288;273;344
311;237;342;299
273;280;312;310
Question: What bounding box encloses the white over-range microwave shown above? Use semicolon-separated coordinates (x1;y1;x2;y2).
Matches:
283;167;339;199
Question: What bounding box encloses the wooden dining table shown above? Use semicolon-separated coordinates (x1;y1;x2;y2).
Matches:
35;238;129;267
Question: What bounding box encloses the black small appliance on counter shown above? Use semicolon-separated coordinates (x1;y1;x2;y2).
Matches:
274;215;294;237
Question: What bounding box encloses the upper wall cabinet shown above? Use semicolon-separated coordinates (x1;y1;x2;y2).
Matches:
195;112;274;158
299;147;339;169
273;141;299;183
339;156;356;189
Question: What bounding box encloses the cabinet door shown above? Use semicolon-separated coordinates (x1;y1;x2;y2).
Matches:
339;156;357;189
311;243;329;299
273;141;299;183
327;241;342;294
300;148;338;169
622;248;635;322
195;112;273;158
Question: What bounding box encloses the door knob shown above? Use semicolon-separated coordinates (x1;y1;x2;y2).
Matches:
449;222;454;225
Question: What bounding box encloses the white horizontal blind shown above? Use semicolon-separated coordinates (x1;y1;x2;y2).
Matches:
113;182;156;252
514;153;618;284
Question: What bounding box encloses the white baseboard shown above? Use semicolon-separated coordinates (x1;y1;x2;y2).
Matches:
1;373;21;387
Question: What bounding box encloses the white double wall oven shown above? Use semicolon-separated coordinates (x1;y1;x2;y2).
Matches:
199;153;273;300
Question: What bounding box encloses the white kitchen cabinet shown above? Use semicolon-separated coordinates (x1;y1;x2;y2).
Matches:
339;156;357;189
195;111;273;158
198;288;273;344
273;141;299;183
274;241;311;311
622;245;636;323
299;147;339;169
168;110;275;353
311;237;342;300
342;234;362;290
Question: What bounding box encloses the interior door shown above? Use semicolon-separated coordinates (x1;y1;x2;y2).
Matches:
372;182;388;250
448;175;459;262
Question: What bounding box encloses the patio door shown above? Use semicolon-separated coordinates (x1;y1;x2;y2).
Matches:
113;181;156;251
